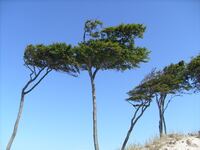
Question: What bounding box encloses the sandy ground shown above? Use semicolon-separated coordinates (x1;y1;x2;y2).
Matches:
126;132;200;150
160;135;200;150
145;133;200;150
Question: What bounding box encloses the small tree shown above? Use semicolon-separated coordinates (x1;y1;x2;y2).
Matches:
74;19;150;150
122;61;189;149
121;70;156;150
153;61;189;137
187;54;200;92
6;43;78;150
132;61;189;138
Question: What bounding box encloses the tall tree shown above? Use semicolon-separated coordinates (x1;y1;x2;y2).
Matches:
187;54;200;92
74;19;150;150
6;43;78;150
121;70;156;150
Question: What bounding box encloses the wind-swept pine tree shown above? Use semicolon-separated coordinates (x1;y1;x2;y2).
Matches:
6;43;78;150
122;61;189;149
74;19;150;150
187;54;200;92
153;61;189;137
121;70;156;150
128;61;189;139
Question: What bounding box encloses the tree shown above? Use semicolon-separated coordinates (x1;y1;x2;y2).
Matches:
6;43;78;150
153;61;189;137
187;54;200;92
122;61;189;149
74;19;150;150
133;61;189;138
121;70;156;150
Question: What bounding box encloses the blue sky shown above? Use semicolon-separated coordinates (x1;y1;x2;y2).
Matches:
0;0;200;150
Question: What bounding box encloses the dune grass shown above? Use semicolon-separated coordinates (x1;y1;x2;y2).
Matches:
125;132;200;150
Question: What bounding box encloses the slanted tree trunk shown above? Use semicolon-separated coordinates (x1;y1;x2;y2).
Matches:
6;91;25;150
121;100;151;150
89;69;99;150
6;67;51;150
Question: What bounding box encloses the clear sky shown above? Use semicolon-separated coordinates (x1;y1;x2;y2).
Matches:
0;0;200;150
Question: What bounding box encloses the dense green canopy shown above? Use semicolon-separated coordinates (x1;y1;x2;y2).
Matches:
154;61;189;94
187;54;200;91
102;24;146;48
74;20;150;72
127;70;157;102
128;61;189;101
24;43;79;76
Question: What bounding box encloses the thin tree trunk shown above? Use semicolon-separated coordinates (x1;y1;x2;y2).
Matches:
6;68;51;150
161;94;167;135
159;107;164;137
89;74;99;150
157;96;164;138
121;108;140;150
121;101;150;150
157;94;167;138
163;115;167;134
6;92;25;150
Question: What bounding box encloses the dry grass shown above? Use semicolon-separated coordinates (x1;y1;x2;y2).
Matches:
125;132;200;150
125;144;143;150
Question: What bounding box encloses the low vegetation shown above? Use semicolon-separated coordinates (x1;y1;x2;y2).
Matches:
125;132;200;150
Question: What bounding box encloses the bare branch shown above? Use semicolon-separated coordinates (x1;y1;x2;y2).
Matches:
24;68;52;94
33;66;36;76
121;99;151;150
156;94;160;107
24;64;35;80
164;94;180;112
22;67;46;93
92;68;99;79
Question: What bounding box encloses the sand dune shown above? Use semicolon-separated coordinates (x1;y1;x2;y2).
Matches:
127;132;200;150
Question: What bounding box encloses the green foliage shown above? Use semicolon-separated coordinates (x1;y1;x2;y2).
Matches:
128;61;189;102
75;20;150;72
187;54;200;91
74;40;122;70
24;43;79;75
84;19;103;40
127;70;157;102
102;24;146;49
155;61;190;94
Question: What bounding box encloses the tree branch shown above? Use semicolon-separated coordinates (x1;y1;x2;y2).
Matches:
23;67;46;92
92;68;99;79
164;94;180;112
24;64;35;80
24;68;52;94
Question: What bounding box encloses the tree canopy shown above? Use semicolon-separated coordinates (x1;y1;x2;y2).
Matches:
24;43;79;76
127;69;157;102
187;54;200;91
127;61;189;138
74;19;150;73
72;19;150;150
129;61;189;98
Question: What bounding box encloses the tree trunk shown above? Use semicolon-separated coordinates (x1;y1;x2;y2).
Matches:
89;75;99;150
6;92;25;150
163;115;167;134
157;95;164;138
121;101;150;150
158;106;164;137
121;116;135;150
157;94;167;138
